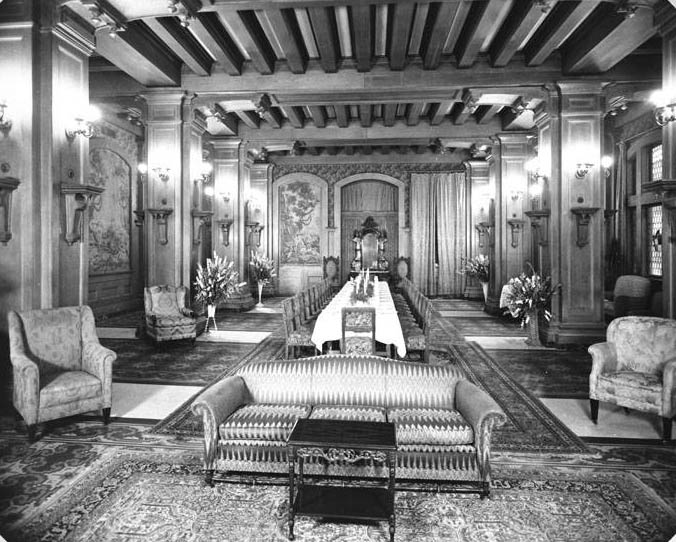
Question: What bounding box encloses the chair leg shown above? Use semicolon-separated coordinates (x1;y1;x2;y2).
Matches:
590;399;599;423
663;417;673;441
103;407;111;425
27;424;37;442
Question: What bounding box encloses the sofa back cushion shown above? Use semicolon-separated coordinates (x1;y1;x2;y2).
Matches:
311;355;387;406
608;316;676;374
17;307;83;371
237;360;315;404
386;361;461;409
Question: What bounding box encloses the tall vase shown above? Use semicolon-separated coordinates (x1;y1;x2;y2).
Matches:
480;281;489;305
206;304;217;333
256;282;264;307
525;309;541;347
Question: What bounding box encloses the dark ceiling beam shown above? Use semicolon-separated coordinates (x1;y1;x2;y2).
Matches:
474;104;502;124
501;107;532;131
280;105;304;128
563;4;657;74
264;9;307;74
455;0;506;68
94;21;181;86
406;102;424;126
190;13;243;75
388;2;415;70
383;103;397;126
261;107;283;128
306;146;320;155
235;110;260;128
143;17;212;76
451;100;474;125
216;8;276;74
307;6;340;72
308;105;327;127
344;146;355;156
490;1;551;67
351;4;373;72
184;52;661;94
213;103;239;133
359;104;372;127
523;1;600;66
334;105;349;127
428;100;454;125
444;1;471;55
421;1;460;69
276;89;470;106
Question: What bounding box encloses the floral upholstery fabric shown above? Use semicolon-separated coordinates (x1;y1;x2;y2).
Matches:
388;407;474;446
144;285;197;343
8;305;115;428
310;404;387;422
607;317;676;374
343;336;374;355
219;403;312;442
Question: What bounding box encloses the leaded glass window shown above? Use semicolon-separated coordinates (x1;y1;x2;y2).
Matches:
648;205;662;277
650;144;663;183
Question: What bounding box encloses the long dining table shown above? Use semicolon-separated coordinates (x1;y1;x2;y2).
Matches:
310;279;407;357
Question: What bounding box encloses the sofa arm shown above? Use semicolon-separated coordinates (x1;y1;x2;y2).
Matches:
190;376;251;472
83;342;116;405
455;379;506;484
10;352;40;426
662;359;676;419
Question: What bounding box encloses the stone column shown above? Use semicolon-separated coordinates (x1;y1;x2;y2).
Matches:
211;139;241;261
548;82;606;344
464;160;491;300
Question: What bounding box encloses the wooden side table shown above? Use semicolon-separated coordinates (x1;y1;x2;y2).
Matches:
287;418;397;541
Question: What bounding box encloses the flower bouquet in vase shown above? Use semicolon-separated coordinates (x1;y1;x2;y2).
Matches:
350;269;374;305
194;252;246;332
460;255;490;303
503;264;560;347
249;251;276;307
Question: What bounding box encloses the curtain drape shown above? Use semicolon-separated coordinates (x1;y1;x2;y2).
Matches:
436;172;466;295
411;174;436;295
342;181;397;211
410;172;467;296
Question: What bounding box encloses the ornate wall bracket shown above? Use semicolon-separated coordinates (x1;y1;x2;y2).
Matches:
246;222;264;247
475;222;492;248
603;209;617;223
506;218;526;248
525;209;550;246
133;210;145;228
191;210;213;245
217;218;234;246
570;207;599;248
147;208;173;245
61;184;104;245
0;177;20;245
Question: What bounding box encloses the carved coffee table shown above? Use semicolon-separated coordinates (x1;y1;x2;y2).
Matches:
287;418;397;541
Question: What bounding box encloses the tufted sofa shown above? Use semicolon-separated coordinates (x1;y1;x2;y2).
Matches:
191;355;506;496
588;316;676;440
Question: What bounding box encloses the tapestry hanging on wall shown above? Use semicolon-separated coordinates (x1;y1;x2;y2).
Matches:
279;181;321;264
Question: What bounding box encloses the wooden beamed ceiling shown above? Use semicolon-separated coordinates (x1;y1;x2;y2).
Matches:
76;0;665;155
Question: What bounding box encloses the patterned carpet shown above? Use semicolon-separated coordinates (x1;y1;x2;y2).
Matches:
450;316;527;337
104;339;260;386
484;347;592;399
8;450;676;542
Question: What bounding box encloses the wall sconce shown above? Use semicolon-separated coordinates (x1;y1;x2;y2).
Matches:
0;99;12;135
217;218;234;247
152;167;171;182
510;189;524;201
651;88;676;126
246;222;264;247
0;177;20;244
61;184;104;245
194;160;212;184
575;162;594;179
601;155;613;178
525;209;550;247
570;207;599;248
137;162;148;180
475;222;491;248
147;208;173;245
506;218;525;248
65;105;100;141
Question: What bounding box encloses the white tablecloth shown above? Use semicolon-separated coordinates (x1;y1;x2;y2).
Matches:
311;280;407;357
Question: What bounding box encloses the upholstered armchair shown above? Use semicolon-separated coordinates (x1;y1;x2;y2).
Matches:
604;275;651;321
588;316;676;441
8;305;116;440
144;285;198;343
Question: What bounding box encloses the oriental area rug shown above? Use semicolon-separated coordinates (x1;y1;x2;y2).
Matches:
11;451;676;542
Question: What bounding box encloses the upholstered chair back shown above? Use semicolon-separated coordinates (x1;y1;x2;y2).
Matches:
10;306;95;371
144;285;189;316
612;275;651;317
607;316;676;374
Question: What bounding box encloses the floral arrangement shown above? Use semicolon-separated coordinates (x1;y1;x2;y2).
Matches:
249;251;276;285
194;252;245;307
503;265;560;326
350;270;375;304
460;255;490;283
